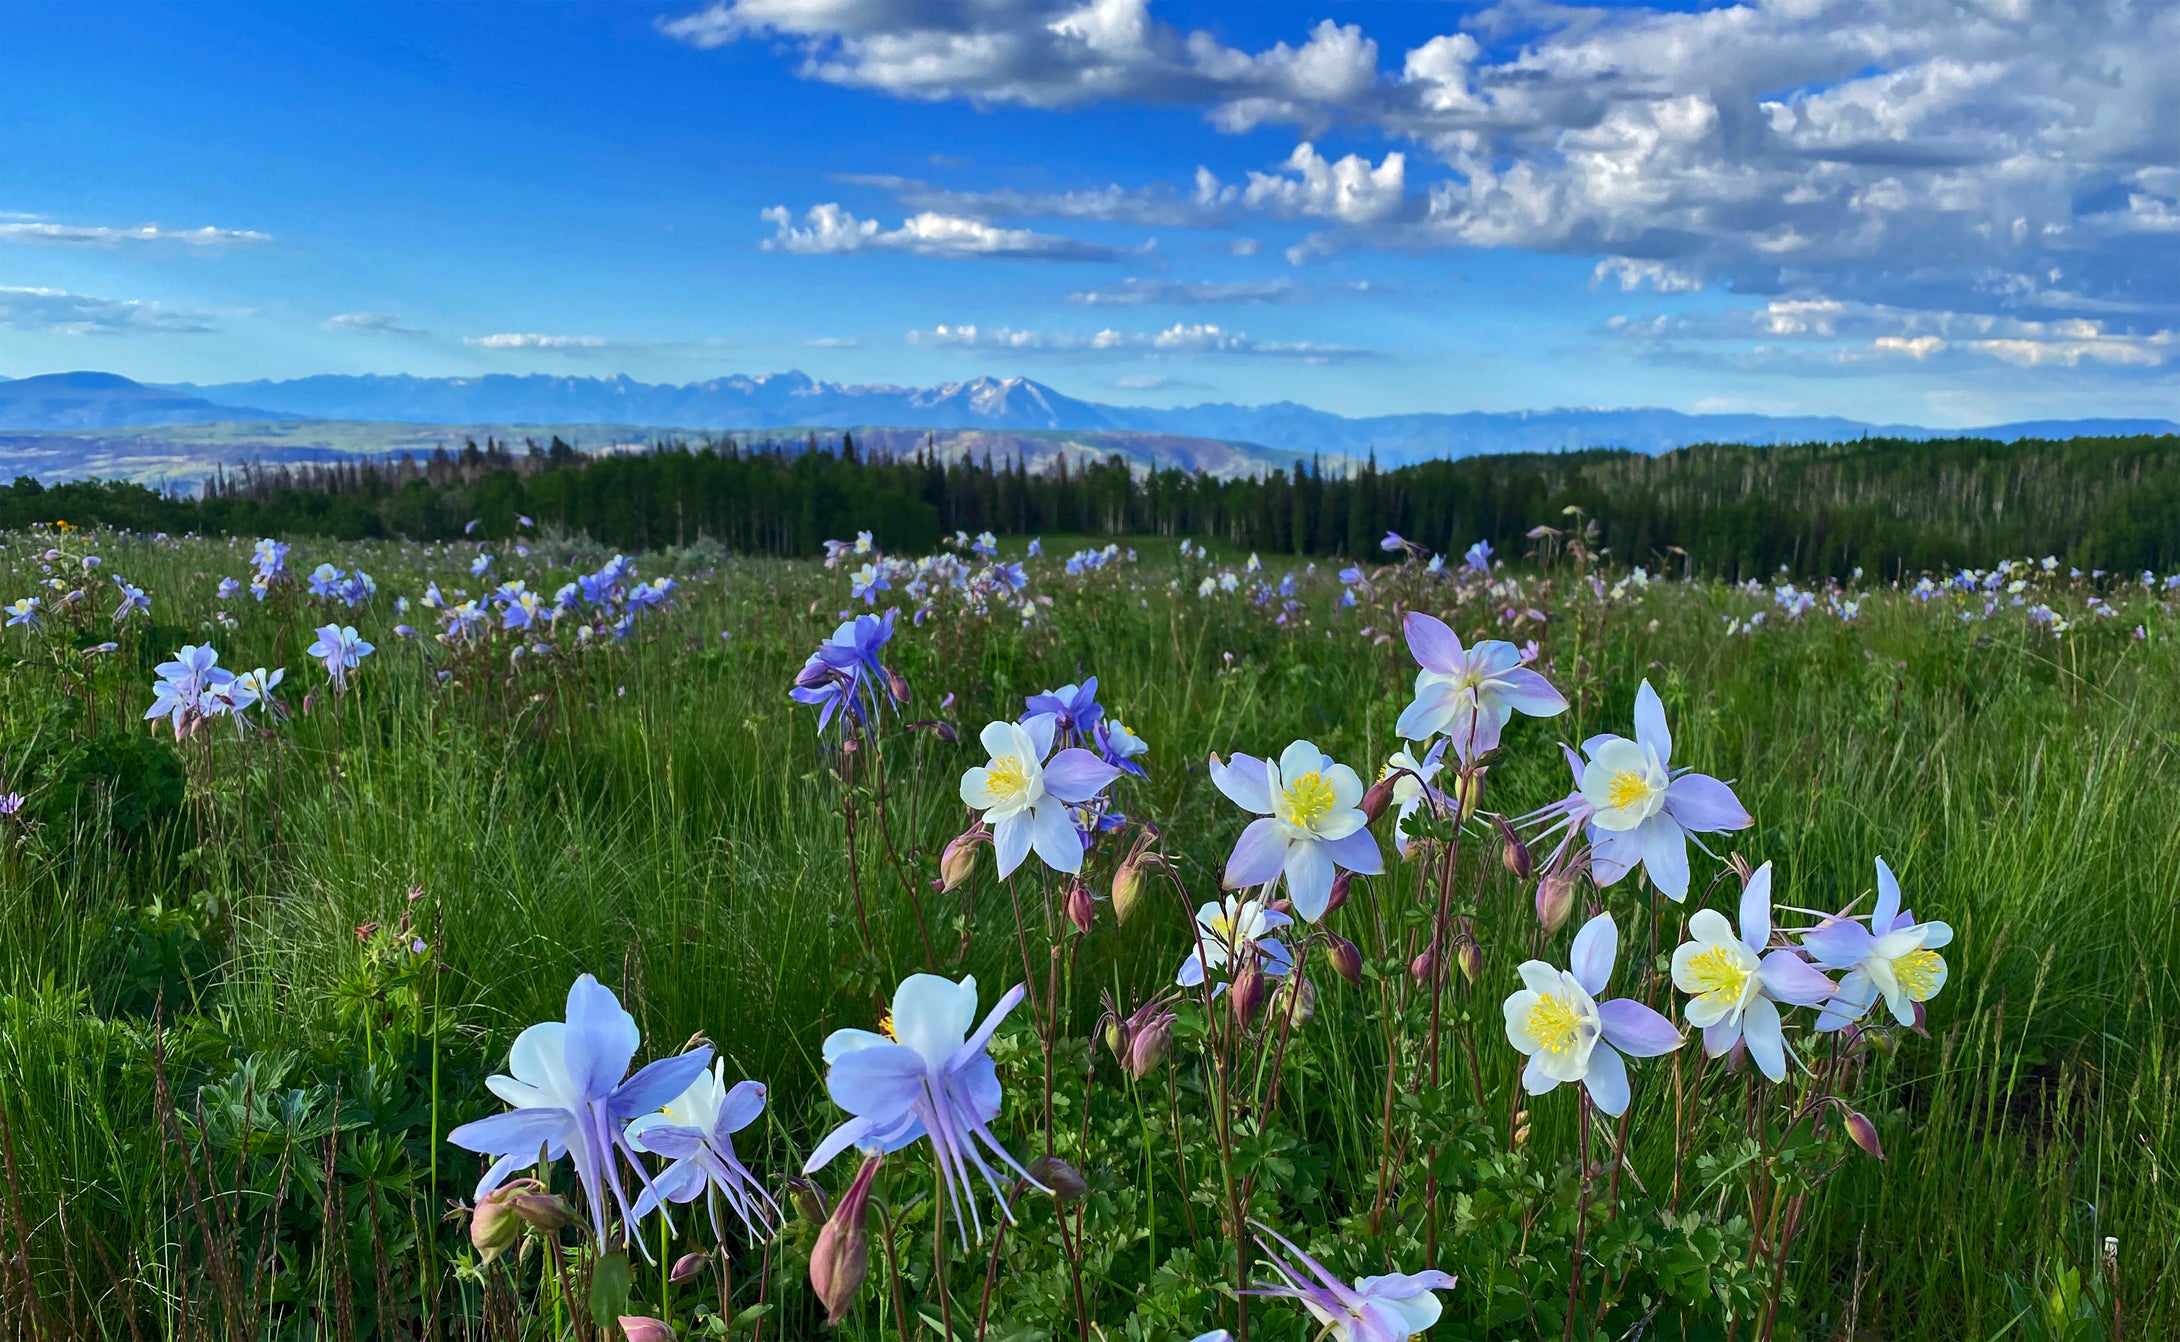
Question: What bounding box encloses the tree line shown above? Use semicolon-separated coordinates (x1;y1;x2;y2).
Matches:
4;430;2177;580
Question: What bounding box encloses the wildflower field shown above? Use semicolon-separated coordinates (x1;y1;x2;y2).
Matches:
0;521;2174;1342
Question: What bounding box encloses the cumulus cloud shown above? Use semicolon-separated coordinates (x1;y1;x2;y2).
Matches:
0;285;218;335
1068;277;1297;306
324;311;426;337
465;332;609;349
760;203;1128;260
0;220;272;247
1609;298;2177;372
907;319;1365;361
685;0;2180;338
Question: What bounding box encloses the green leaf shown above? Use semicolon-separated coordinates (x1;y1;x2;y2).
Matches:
588;1250;633;1331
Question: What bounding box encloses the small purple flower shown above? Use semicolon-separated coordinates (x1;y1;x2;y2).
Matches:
1394;612;1567;763
111;577;151;623
0;793;23;817
145;645;235;733
1246;1220;1456;1342
790;609;898;734
216;577;241;601
1024;677;1103;740
1463;539;1494;574
306;624;374;693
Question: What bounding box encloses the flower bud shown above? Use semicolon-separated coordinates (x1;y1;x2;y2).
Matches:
669;1252;710;1284
1842;1108;1883;1160
1455;939;1482;986
936;827;984;893
1026;1154;1088;1205
1325;934;1363;986
1323;869;1353;915
1271;973;1316;1027
811;1156;880;1325
784;1174;828;1226
1494;815;1532;879
1065;881;1095;935
1110;845;1159;925
1453;768;1485;824
1126;1015;1173;1079
506;1190;578;1233
1360;774;1396;824
1512;1110;1532;1148
1409;946;1438;984
886;669;912;705
619;1317;677;1342
1229;959;1267;1026
793;660;832;690
1535;870;1575;935
1102;1012;1130;1061
470;1184;527;1264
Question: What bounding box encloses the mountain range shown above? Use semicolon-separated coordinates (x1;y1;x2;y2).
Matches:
2;371;2176;473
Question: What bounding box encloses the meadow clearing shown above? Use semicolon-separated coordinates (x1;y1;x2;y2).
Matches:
0;523;2173;1341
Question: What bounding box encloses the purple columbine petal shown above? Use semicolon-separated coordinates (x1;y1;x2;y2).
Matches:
1701;1019;1742;1057
1042;747;1120;803
1018;711;1058;760
1636;813;1691;900
824;1043;931;1122
1588;827;1639;887
564;974;640;1097
1401;611;1465;674
1319;825;1384;877
1872;856;1903;932
1568;912;1617;997
612;1046;715;1117
1598;997;1683;1057
1282;838;1336;920
1223;817;1291;888
1664;772;1751;833
1741;996;1787;1082
992;811;1033;879
1493;665;1568;716
1394;679;1458;742
1799;919;1873;969
1760;950;1838;1006
1028;799;1084;874
1739;864;1774;950
1210;752;1273;814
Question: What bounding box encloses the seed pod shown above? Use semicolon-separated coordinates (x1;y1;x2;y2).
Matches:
1325;934;1363;986
1842;1108;1883;1160
1065;881;1096;935
1026;1154;1088;1205
811;1156;881;1325
669;1252;710;1285
1535;870;1575;935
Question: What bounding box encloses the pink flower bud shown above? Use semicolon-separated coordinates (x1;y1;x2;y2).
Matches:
1025;1154;1088;1204
1842;1108;1883;1160
669;1251;709;1284
1323;869;1353;914
1409;946;1438;984
618;1317;677;1342
1494;815;1532;879
1326;934;1363;986
1535;870;1574;935
1455;939;1482;986
1360;775;1396;824
936;826;985;892
1066;881;1096;934
811;1155;881;1325
1229;959;1267;1026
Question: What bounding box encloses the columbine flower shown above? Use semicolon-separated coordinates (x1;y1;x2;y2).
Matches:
307;624;374;692
1175;895;1292;988
1393;612;1566;763
1380;738;1448;857
1094;716;1149;776
0;793;23;816
1211;741;1381;921
804;974;1044;1243
231;667;286;725
1024;678;1103;740
110;577;150;622
959;715;1119;878
626;1060;780;1240
1463;539;1494;573
5;597;39;629
1801;856;1953;1031
146;645;235;733
1670;863;1837;1082
446;974;714;1244
1502;912;1682;1115
850;563;888;605
1577;680;1752;901
1247;1220;1456;1342
790;609;897;734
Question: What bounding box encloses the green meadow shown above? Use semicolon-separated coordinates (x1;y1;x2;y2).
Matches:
0;526;2172;1341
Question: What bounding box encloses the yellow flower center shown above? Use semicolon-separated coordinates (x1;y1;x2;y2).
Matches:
1892;948;1944;1000
1209;912;1236;944
1282;770;1337;827
1685;945;1751;1001
1605;769;1654;810
877;1010;897;1040
985;754;1030;802
1526;993;1584;1055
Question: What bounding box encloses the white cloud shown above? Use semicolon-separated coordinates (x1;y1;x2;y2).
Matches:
1592;258;1703;294
324;311;426;336
0;284;218;335
804;335;863;347
1611;296;2176;371
833;173;1206;226
465;332;609;349
907;318;1366;362
761;203;1126;260
1068;277;1296;306
0;220;272;247
1200;142;1406;225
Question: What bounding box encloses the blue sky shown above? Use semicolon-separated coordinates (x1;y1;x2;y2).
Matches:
4;0;2177;425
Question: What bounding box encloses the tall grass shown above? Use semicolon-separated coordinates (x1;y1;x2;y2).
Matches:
0;529;2173;1338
